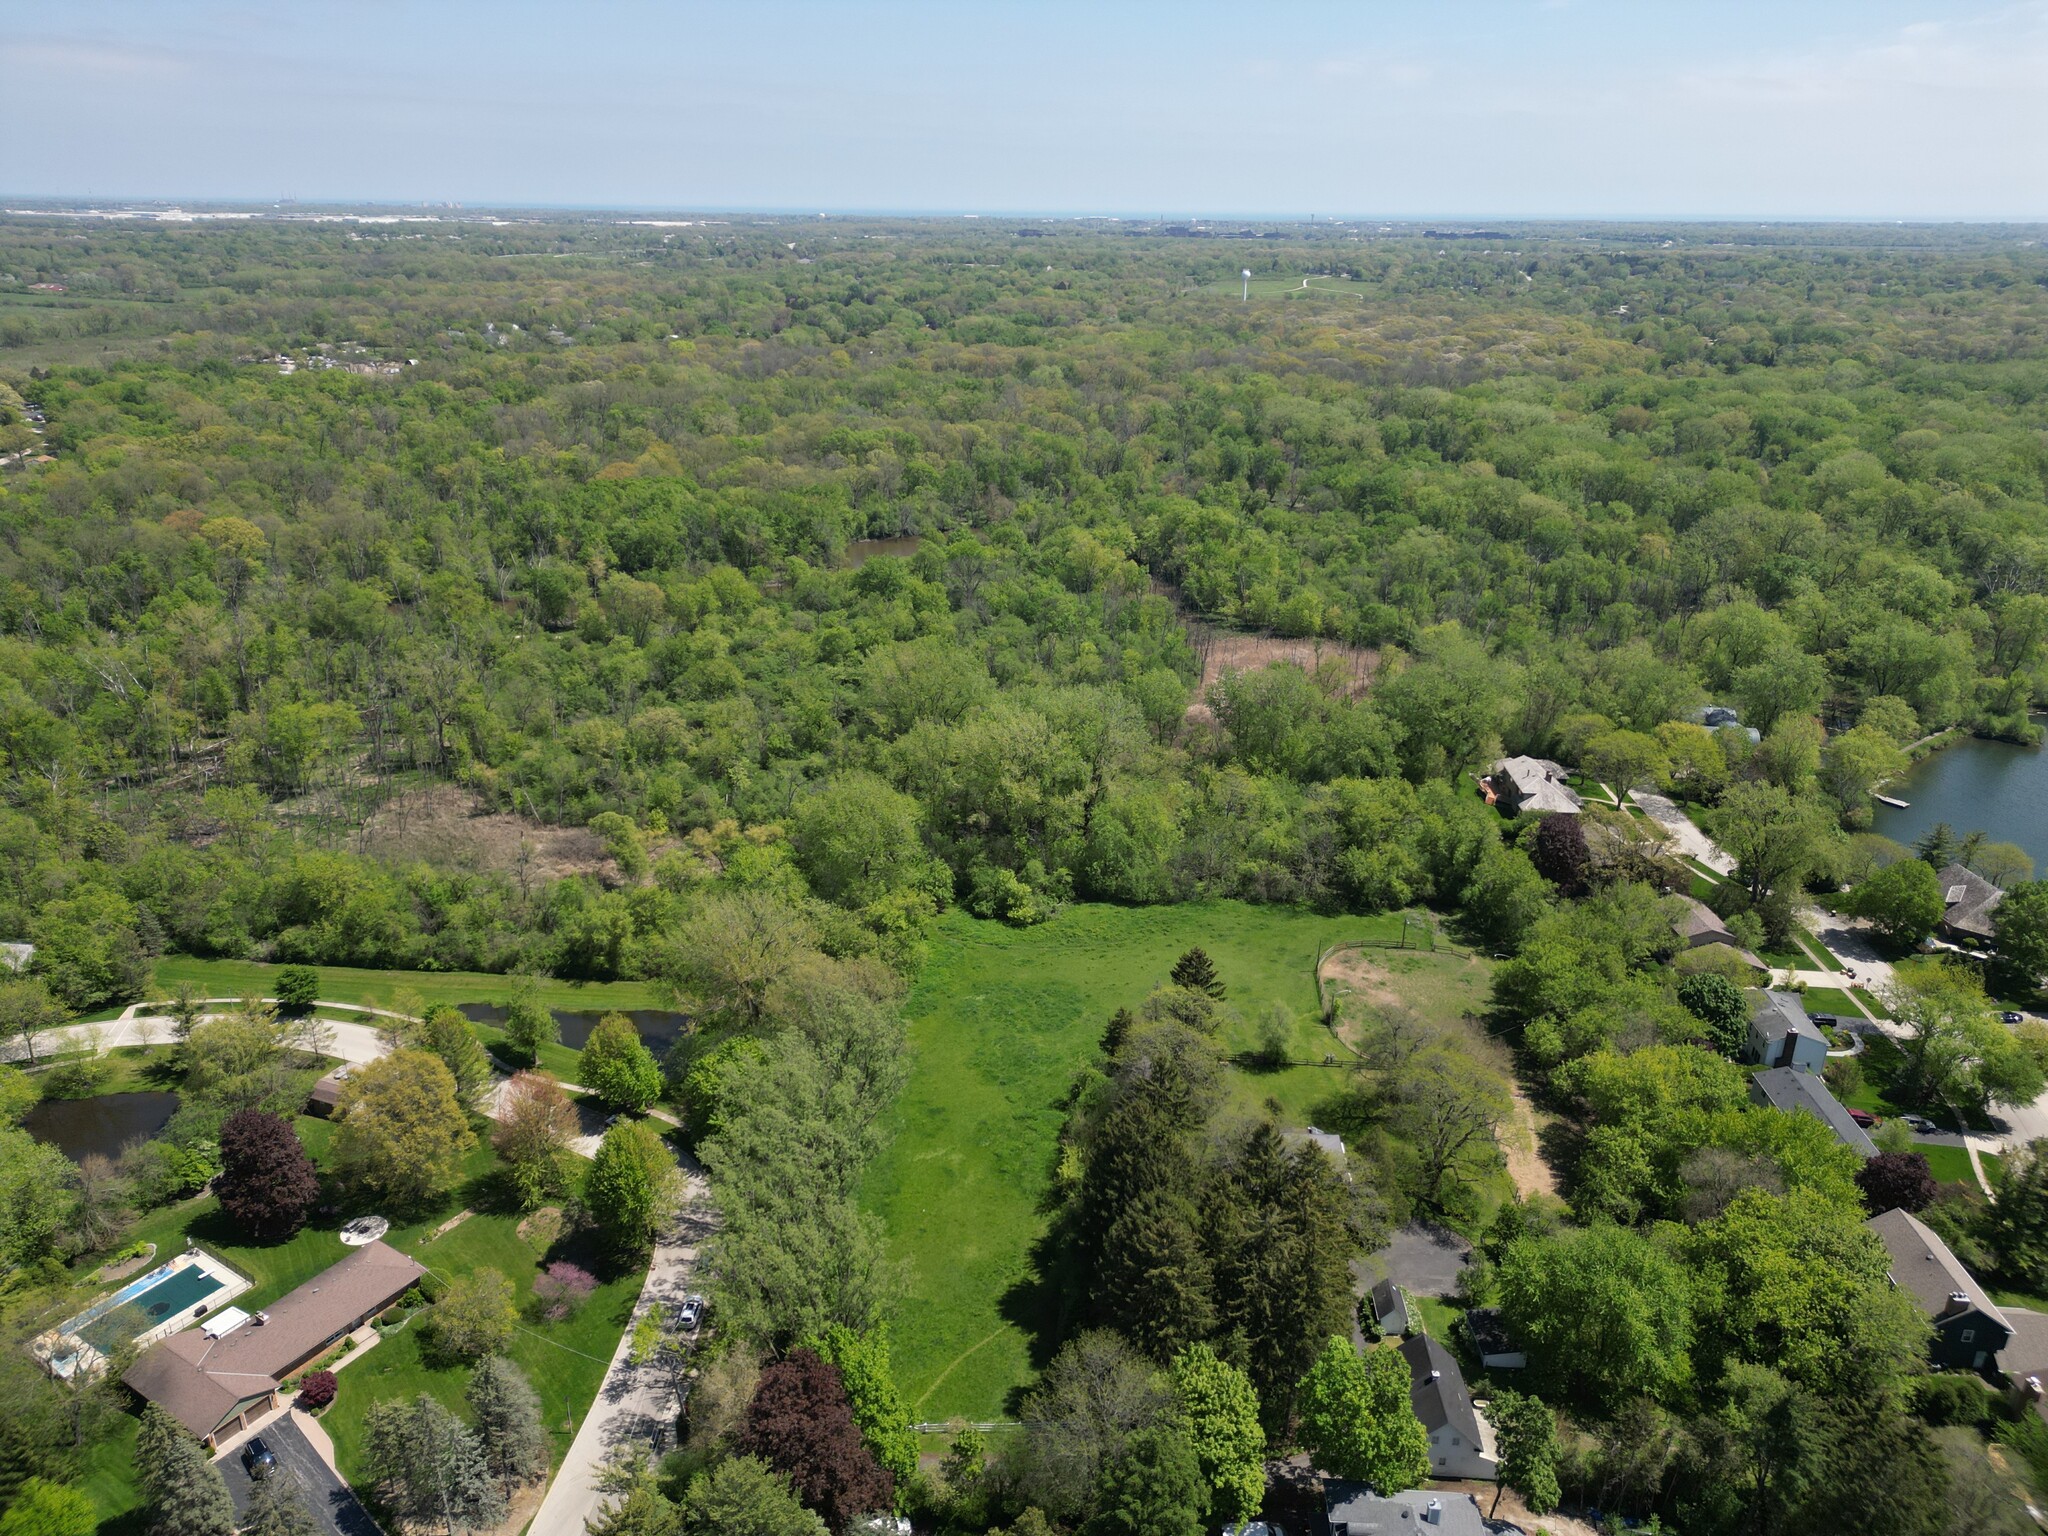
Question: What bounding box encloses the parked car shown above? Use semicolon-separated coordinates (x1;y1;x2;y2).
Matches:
242;1437;277;1479
1848;1108;1881;1128
1810;1012;1840;1027
2003;1012;2027;1024
1901;1114;1936;1133
677;1293;707;1332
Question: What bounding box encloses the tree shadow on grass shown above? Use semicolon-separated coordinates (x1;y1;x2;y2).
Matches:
995;1213;1083;1415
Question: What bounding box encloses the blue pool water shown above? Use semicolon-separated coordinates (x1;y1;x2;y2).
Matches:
72;1262;229;1352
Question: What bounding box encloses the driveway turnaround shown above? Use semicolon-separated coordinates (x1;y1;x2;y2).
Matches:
219;1413;381;1536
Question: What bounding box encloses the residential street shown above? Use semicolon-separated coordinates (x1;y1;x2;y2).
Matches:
524;1161;716;1536
3;998;400;1066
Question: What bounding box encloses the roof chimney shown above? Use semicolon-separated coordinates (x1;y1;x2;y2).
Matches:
1424;1499;1443;1525
1429;1369;1442;1381
1945;1290;1973;1316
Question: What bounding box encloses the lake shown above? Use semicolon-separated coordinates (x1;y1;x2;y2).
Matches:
23;1091;179;1163
1872;728;2048;870
457;1004;690;1055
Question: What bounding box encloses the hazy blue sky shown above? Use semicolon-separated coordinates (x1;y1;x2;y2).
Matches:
6;1;2045;217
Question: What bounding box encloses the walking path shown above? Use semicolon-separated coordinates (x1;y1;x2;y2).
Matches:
6;997;403;1066
525;1162;715;1536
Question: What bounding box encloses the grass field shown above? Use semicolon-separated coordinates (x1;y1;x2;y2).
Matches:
1801;987;1866;1021
69;1108;641;1531
862;901;1404;1424
148;956;665;1017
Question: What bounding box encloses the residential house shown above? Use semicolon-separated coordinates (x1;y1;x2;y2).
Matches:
1670;896;1767;973
1935;863;2004;944
1399;1333;1498;1481
1324;1482;1488;1536
305;1065;353;1118
124;1240;423;1445
1370;1278;1409;1338
1684;704;1763;744
1868;1208;2012;1372
1748;990;1828;1074
1287;1127;1348;1168
1461;1306;1526;1370
1488;756;1582;816
1747;1067;1878;1159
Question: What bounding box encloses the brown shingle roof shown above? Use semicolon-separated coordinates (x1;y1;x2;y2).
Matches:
124;1241;423;1436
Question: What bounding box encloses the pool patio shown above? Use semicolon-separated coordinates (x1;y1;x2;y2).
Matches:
33;1248;251;1379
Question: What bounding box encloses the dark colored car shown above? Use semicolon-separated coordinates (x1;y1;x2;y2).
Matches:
242;1437;277;1479
1848;1108;1880;1128
2003;1012;2027;1024
1809;1012;1839;1027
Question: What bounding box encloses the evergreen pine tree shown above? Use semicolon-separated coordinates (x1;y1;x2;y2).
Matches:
361;1394;507;1533
1915;822;1959;868
466;1355;551;1490
1099;1008;1136;1058
135;1406;235;1536
1094;1190;1216;1361
243;1473;320;1536
1169;948;1225;999
1081;1427;1206;1536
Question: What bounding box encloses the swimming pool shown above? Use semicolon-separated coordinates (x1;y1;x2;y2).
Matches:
69;1259;232;1354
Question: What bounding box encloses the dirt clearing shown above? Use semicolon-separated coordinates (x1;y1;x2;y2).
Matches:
352;782;619;882
1190;625;1378;703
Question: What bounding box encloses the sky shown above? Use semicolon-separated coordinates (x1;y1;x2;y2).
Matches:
5;0;2046;219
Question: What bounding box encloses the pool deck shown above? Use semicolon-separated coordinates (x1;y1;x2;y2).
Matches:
34;1248;251;1379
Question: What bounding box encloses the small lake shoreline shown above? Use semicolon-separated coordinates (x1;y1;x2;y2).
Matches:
1872;717;2048;870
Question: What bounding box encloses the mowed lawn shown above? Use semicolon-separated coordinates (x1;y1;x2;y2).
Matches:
149;955;665;1018
73;1112;642;1531
863;901;1401;1423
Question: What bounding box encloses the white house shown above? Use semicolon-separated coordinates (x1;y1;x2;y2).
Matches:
1400;1333;1497;1481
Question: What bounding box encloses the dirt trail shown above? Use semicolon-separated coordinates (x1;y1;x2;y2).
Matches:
1502;1083;1559;1199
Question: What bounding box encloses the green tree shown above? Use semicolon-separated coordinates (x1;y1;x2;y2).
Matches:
1994;880;2048;984
586;1118;682;1257
0;1479;95;1536
329;1047;477;1210
675;1034;767;1146
0;978;63;1066
136;1404;235;1536
273;965;320;1011
0;1126;78;1279
241;1475;319;1536
1487;1389;1560;1519
1843;858;1944;947
1082;1426;1206;1536
1984;1139;2048;1288
677;1456;826;1536
1818;725;1908;821
361;1394;506;1534
490;1069;579;1209
1889;961;2045;1113
28;886;149;1011
1496;1222;1694;1414
808;1325;918;1501
1168;1344;1265;1525
580;1013;664;1113
429;1268;517;1362
789;773;940;914
1168;948;1224;999
503;980;558;1063
409;1004;493;1105
1711;782;1832;908
1677;972;1749;1054
465;1355;549;1491
1581;729;1670;795
1294;1338;1430;1494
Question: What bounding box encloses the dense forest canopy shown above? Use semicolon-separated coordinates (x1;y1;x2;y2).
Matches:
3;214;2048;998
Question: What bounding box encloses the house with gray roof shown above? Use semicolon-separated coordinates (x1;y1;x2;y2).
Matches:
1670;896;1767;974
1325;1483;1488;1536
1399;1333;1497;1481
1935;862;2004;943
1489;756;1582;816
1370;1278;1409;1338
1748;990;1827;1074
1748;1066;1877;1159
1868;1207;2011;1372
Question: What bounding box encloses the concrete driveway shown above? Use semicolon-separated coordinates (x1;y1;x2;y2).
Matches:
220;1414;381;1536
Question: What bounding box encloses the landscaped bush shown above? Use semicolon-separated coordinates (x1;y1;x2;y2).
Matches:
275;966;321;1012
296;1369;337;1412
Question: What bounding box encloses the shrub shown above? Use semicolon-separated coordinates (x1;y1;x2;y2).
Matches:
297;1370;337;1412
275;965;321;1011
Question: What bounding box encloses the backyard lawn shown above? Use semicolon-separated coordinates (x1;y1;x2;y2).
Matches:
64;1109;643;1530
861;901;1420;1424
148;956;665;1019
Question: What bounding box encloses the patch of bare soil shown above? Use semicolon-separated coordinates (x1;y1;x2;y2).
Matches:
1503;1083;1560;1201
1319;951;1405;1036
1436;1479;1597;1536
355;782;618;883
1191;625;1379;706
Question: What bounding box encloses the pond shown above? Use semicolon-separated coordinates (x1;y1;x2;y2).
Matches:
23;1091;179;1163
457;1004;691;1055
1872;727;2048;871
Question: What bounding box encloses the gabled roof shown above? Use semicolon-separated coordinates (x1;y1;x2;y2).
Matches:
1491;756;1583;814
1749;1067;1878;1158
1325;1482;1488;1536
1998;1307;2048;1382
1674;895;1732;942
125;1241;423;1436
1935;863;2004;938
1371;1277;1404;1319
1751;990;1825;1048
1398;1332;1482;1445
1867;1207;2010;1334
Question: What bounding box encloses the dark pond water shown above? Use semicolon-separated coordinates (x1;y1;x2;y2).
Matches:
1872;726;2048;871
23;1091;179;1163
841;535;921;567
457;1004;690;1055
